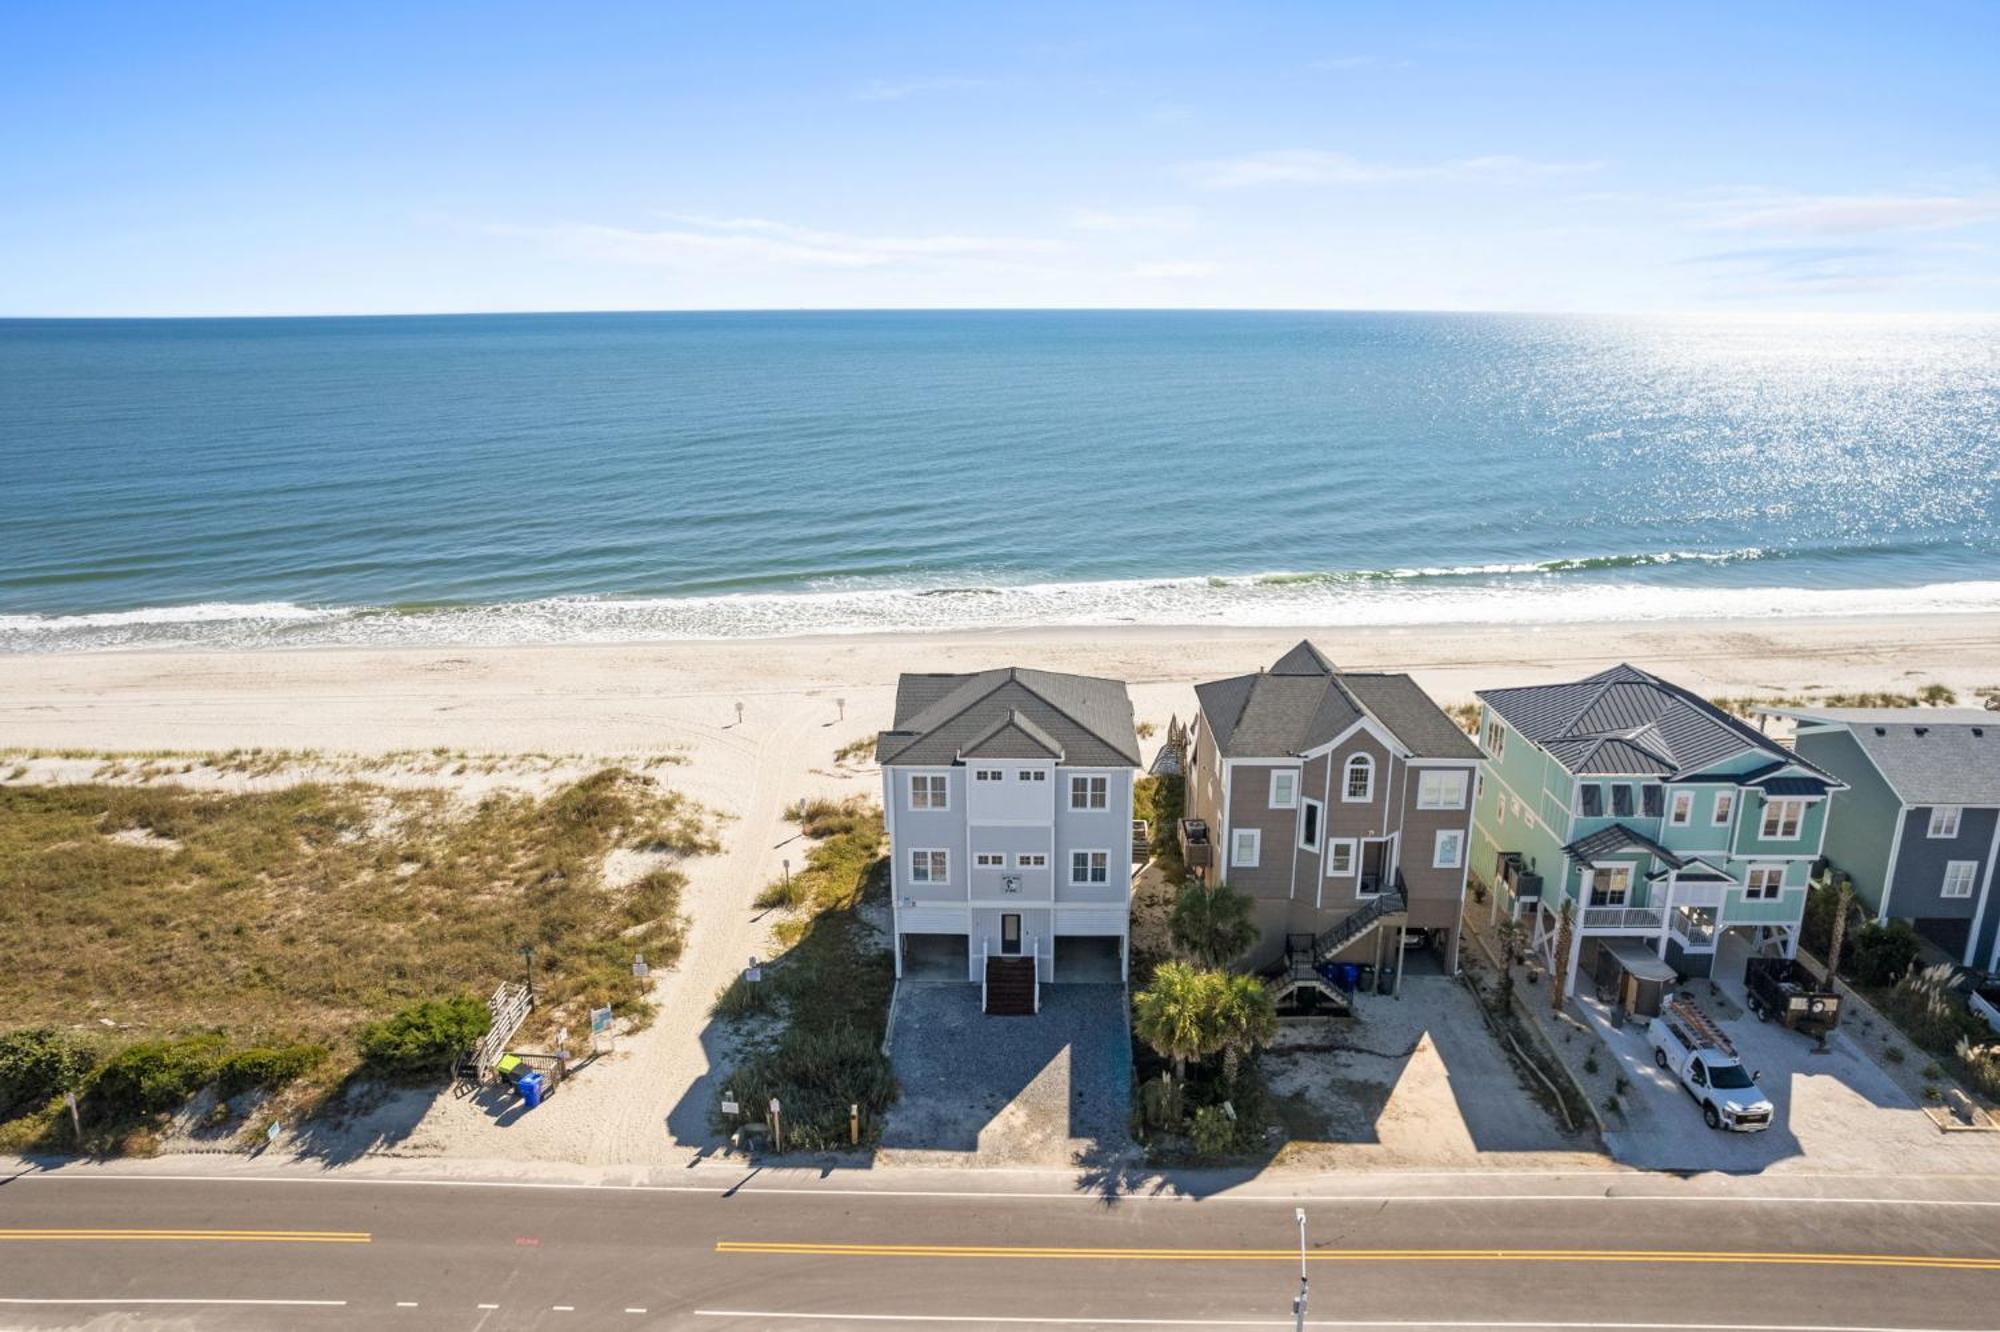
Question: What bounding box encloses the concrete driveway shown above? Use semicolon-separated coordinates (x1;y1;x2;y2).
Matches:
878;983;1135;1168
1590;935;2000;1172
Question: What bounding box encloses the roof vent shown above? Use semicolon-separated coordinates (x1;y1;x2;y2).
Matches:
1975;728;1986;738
1874;727;1886;736
1914;726;1929;737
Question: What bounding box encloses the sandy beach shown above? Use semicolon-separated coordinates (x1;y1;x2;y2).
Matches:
4;612;1996;1170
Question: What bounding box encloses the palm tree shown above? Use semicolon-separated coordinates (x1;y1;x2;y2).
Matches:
1169;879;1257;967
1212;971;1279;1084
1133;961;1228;1083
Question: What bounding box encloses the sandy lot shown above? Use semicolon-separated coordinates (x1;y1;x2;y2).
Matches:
4;613;1995;1169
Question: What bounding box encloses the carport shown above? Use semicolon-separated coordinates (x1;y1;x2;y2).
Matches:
901;932;970;981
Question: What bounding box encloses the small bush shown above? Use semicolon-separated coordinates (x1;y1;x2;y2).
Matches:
1846;921;1922;987
93;1034;228;1117
0;1028;96;1118
1190;1103;1235;1157
216;1044;327;1098
358;997;490;1077
1884;1045;1906;1064
1923;1061;1945;1080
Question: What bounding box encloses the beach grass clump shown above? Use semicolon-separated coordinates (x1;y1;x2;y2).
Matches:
832;736;875;765
713;797;895;1150
0;768;710;1147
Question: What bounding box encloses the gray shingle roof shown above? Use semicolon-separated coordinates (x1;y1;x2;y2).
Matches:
1480;664;1837;782
1194;640;1481;760
1563;822;1688;869
1782;708;2000;806
877;667;1140;768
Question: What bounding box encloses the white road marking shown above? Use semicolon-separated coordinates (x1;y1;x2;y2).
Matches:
694;1316;1984;1331
627;1310;649;1315
397;1301;419;1307
554;1306;576;1312
477;1303;499;1309
0;1298;347;1308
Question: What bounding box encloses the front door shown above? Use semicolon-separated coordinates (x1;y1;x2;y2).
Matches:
1000;914;1022;955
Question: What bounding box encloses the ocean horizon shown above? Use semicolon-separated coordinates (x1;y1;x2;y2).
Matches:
3;310;1997;653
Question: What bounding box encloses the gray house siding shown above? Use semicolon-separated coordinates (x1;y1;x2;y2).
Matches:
1891;805;1997;959
1795;728;1899;916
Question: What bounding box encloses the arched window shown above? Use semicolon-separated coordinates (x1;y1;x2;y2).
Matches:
1343;754;1374;802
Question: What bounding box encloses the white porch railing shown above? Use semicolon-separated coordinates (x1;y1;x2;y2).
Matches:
1028;934;1042;1013
979;940;989;1010
1581;904;1666;932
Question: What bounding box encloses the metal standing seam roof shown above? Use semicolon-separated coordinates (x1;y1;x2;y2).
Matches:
1193;640;1481;761
1478;663;1842;783
876;667;1140;768
1773;707;2000;806
1562;822;1688;870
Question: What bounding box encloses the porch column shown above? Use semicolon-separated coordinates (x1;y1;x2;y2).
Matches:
1656;876;1675;961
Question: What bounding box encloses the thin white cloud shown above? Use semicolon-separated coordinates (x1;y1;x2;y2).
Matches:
1068;206;1198;233
854;75;989;103
490;216;1055;270
1130;261;1219;279
1187;149;1603;190
1699;193;2000;235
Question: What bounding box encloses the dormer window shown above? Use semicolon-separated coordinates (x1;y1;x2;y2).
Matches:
1343;754;1375;802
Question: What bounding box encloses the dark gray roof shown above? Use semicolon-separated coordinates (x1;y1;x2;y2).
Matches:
1480;664;1839;782
1781;708;2000;806
1563;822;1688;870
877;667;1140;768
1194;640;1481;761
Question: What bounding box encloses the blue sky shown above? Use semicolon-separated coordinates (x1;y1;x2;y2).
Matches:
4;1;1998;315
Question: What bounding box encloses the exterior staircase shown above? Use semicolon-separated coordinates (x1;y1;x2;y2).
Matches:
1307;882;1407;965
984;955;1037;1016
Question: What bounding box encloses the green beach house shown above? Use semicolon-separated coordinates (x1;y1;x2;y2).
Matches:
1469;665;1845;1001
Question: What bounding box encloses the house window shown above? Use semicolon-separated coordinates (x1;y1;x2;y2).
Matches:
1299;798;1323;851
1641;785;1664;818
909;774;949;810
1070;850;1109;884
909;849;948;883
1269;770;1298;809
1943;861;1978;899
974;769;1004;782
1579;785;1603;818
1016;853;1047;868
975;852;1006;867
1588;864;1632;907
1485;719;1506;758
1069;774;1108;810
1434;829;1465;869
1929;806;1962;839
1327;839;1356;875
1761;798;1805;840
1017;768;1046;782
1416;769;1469;810
1343;754;1375;802
1669;791;1694;826
1745;865;1784;900
1611;784;1634;818
1231;828;1261;868
1713;790;1736;826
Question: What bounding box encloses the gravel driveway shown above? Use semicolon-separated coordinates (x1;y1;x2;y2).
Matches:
879;983;1135;1167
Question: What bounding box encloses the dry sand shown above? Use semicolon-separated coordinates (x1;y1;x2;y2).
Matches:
3;613;1996;1169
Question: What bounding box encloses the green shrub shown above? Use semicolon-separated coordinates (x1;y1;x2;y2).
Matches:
1845;921;1921;986
710;974;777;1020
729;1024;896;1151
0;1028;96;1118
358;997;490;1077
215;1044;327;1097
93;1033;228;1117
1190;1104;1236;1157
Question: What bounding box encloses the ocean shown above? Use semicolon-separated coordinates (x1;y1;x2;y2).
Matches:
2;311;1997;653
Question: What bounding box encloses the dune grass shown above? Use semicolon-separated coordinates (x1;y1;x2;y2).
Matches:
0;768;712;1145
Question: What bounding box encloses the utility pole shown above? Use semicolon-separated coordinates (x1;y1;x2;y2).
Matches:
1292;1208;1309;1332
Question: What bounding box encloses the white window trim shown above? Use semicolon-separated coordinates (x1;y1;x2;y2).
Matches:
1433;828;1465;869
1579;784;1603;819
1668;791;1694;826
908;773;949;811
909;848;949;883
1068;848;1111;885
974;852;1006;867
1231;827;1261;868
1299;797;1324;851
1016;768;1046;782
1069;774;1109;811
1269;770;1299;809
1929;806;1963;839
1610;783;1635;819
1416;769;1468;810
1016;852;1047;868
1588;864;1633;907
1342;754;1375;803
1745;864;1785;901
1713;790;1736;826
1485;720;1506;758
1942;860;1978;899
1762;797;1806;840
974;768;1003;782
1326;838;1357;877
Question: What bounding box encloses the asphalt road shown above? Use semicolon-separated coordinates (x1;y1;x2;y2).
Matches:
3;1166;2000;1329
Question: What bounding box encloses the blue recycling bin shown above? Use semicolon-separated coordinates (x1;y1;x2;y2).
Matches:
517;1070;545;1109
1336;963;1361;991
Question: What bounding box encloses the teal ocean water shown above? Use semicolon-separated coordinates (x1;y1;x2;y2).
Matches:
2;311;1997;652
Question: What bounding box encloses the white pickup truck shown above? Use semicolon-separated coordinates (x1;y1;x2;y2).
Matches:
1648;995;1773;1132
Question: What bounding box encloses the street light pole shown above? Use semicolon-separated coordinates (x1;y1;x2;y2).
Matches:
1292;1208;1308;1332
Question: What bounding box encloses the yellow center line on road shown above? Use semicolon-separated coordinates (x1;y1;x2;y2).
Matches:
715;1241;2000;1272
0;1229;370;1244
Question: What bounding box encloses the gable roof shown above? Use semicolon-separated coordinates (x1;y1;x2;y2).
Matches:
1777;707;2000;806
1194;639;1481;761
1479;663;1839;783
876;667;1139;768
1563;822;1688;870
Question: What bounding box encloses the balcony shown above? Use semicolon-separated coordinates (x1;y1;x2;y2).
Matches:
1581;904;1666;933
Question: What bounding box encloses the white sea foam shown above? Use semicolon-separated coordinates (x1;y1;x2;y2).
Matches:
4;574;1999;653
